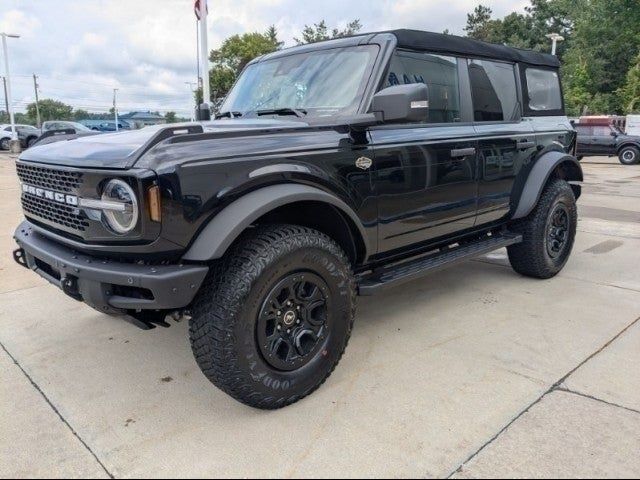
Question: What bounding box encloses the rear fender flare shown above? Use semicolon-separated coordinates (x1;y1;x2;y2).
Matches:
512;151;583;219
182;184;370;262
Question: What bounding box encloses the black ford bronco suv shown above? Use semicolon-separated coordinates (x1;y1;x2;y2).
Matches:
13;30;582;409
575;122;640;165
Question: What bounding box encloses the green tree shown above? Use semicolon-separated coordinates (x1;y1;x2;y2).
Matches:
204;26;283;102
564;56;592;115
564;0;640;103
620;52;640;113
464;1;574;55
464;5;500;42
294;19;362;45
73;109;90;121
27;99;73;121
164;111;177;123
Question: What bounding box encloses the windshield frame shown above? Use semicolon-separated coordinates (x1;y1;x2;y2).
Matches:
219;43;382;119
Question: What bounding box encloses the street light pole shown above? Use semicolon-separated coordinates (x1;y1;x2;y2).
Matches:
1;32;20;152
546;33;564;56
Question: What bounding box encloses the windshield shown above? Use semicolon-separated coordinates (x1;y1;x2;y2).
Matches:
220;45;379;118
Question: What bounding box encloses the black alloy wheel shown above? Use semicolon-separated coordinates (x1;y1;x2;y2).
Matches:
257;272;330;371
546;203;570;259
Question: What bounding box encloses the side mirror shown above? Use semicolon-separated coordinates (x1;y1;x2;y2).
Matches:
371;84;429;124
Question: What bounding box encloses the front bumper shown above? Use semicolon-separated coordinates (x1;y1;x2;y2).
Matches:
13;221;208;314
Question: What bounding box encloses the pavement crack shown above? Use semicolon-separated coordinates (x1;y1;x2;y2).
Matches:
555;387;640;415
445;314;640;479
0;341;114;479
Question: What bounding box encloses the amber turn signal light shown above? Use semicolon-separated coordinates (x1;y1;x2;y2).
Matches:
147;185;161;222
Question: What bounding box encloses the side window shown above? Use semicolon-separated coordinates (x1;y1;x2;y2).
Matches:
575;125;592;136
384;51;461;123
525;68;562;111
468;59;520;122
592;126;612;136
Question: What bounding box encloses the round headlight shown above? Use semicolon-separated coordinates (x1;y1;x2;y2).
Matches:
101;179;139;234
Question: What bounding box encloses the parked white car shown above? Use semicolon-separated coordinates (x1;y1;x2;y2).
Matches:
0;124;35;150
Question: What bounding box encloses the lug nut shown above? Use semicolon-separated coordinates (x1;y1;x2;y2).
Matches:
277;310;281;316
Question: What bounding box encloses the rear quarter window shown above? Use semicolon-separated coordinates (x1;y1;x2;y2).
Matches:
525;68;562;112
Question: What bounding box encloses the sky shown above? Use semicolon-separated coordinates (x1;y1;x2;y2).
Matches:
0;0;529;117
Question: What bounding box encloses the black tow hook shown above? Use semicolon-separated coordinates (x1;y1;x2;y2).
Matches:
61;275;82;301
12;248;28;269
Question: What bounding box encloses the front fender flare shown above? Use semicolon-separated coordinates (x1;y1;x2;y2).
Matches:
182;184;370;262
512;151;583;219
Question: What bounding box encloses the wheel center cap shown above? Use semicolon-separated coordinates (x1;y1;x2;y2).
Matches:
283;310;296;326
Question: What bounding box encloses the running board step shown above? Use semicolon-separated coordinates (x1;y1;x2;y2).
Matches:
358;232;522;296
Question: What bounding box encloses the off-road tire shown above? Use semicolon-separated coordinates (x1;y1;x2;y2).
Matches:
618;146;640;165
507;179;577;279
189;224;356;409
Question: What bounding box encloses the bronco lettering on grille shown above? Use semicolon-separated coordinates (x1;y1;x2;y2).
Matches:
21;183;78;206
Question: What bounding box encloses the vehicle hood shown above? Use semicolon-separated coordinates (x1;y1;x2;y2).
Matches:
18;119;307;169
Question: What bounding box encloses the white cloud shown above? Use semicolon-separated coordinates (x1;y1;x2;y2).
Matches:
0;9;40;37
0;0;533;117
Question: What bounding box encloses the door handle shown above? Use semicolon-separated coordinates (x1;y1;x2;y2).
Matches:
517;140;536;150
450;147;476;158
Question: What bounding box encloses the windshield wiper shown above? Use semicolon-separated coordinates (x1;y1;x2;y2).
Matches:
255;108;307;118
215;111;243;119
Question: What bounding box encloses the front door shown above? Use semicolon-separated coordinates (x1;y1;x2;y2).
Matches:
590;125;617;154
370;50;479;254
371;125;478;253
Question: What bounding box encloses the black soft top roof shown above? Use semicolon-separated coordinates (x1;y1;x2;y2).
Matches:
390;29;559;68
256;29;560;68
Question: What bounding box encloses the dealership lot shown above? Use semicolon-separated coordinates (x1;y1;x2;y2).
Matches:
0;151;639;478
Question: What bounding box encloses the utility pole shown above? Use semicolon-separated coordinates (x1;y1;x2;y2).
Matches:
32;74;41;129
1;77;9;120
113;88;119;132
1;32;20;153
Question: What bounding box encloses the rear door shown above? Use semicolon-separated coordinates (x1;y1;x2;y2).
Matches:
469;59;535;226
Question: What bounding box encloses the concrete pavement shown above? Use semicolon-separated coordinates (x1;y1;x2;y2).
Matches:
0;152;639;478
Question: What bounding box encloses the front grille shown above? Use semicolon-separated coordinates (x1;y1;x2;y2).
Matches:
22;193;90;232
16;163;83;193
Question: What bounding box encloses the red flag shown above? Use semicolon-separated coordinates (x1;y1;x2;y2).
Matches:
194;0;207;20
